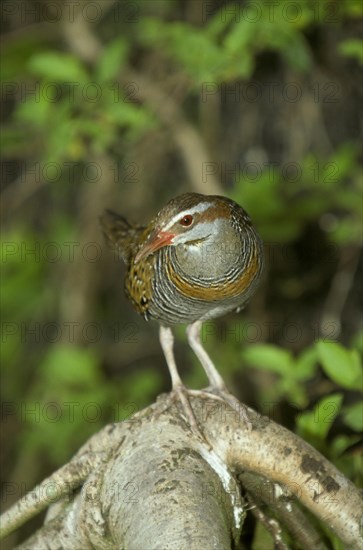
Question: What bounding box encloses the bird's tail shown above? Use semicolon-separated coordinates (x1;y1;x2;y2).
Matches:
99;209;144;263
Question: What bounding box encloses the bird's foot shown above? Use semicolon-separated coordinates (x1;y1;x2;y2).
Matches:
169;385;212;447
188;387;253;431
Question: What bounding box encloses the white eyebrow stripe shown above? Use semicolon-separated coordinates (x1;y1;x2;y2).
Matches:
163;202;213;230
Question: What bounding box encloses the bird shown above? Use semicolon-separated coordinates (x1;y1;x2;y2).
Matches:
100;192;264;433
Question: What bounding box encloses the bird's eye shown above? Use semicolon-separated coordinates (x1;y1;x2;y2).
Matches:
179;215;193;227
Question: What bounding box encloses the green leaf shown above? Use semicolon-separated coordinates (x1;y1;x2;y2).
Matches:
331;435;361;456
206;6;239;39
338;39;363;65
96;38;128;82
316;341;363;390
342;401;363;432
351;331;363;354
139;17;228;83
294;346;318;380
1;36;45;81
279;378;308;408
343;0;363;18
330;218;362;246
28;52;88;82
242;344;293;375
297;394;343;439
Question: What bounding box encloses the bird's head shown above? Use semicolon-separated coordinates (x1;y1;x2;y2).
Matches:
134;193;236;263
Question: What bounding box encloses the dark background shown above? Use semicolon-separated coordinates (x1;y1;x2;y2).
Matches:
1;1;362;547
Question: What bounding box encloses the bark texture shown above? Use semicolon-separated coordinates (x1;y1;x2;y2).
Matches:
1;393;361;549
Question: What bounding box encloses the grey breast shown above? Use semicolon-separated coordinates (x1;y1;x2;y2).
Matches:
147;220;259;325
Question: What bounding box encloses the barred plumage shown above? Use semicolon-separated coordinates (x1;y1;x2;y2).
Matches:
100;192;264;437
100;193;263;326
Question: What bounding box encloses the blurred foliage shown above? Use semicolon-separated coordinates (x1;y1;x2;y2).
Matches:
233;145;362;244
14;45;155;160
1;0;362;547
139;0;314;81
242;339;362;478
338;38;363;64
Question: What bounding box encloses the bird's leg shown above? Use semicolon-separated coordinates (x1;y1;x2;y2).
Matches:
186;320;227;390
159;325;203;437
159;325;185;389
186;320;252;429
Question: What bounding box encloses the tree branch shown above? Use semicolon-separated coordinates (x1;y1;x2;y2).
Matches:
1;393;361;549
